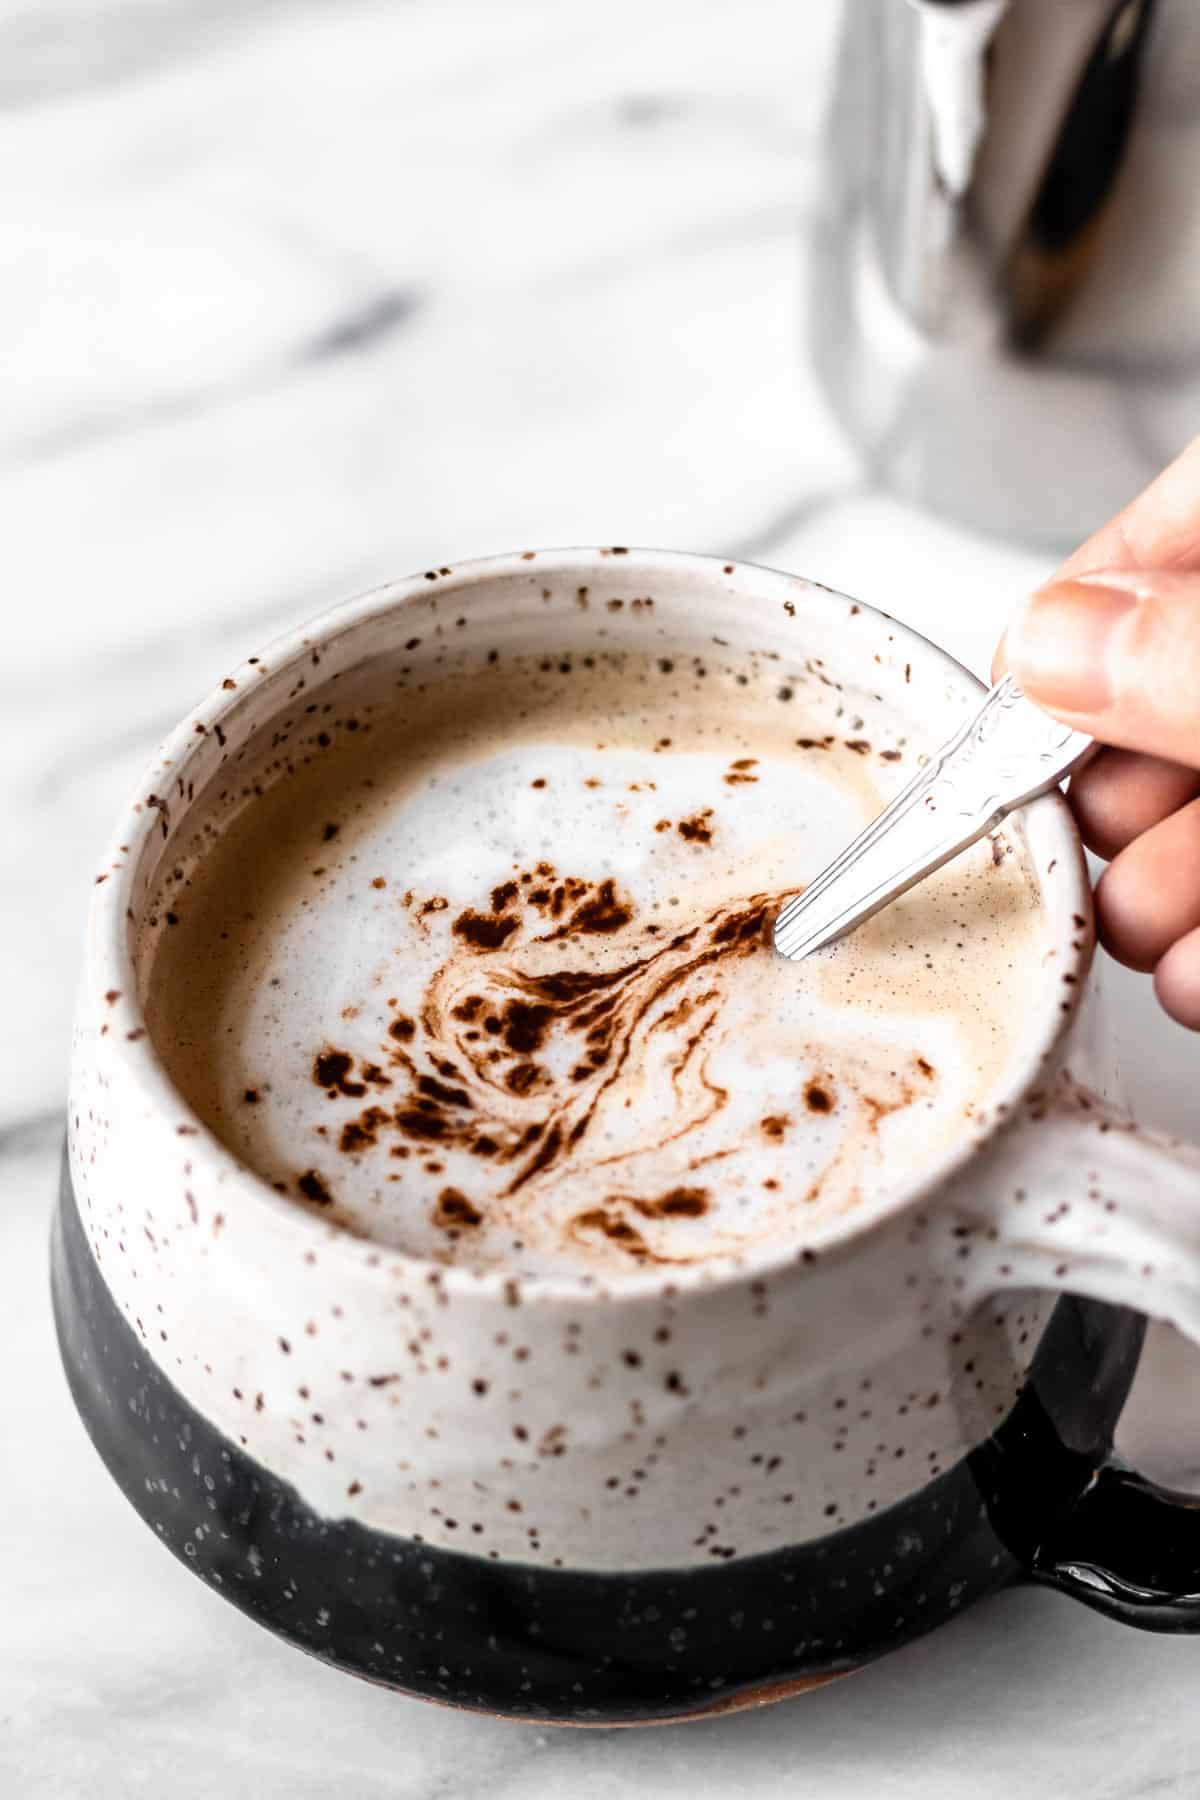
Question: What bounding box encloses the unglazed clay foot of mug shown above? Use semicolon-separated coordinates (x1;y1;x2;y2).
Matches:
55;550;1200;1724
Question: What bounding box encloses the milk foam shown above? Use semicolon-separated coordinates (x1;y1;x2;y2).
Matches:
142;643;1052;1276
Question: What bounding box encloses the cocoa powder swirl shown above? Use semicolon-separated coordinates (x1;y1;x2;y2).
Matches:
313;868;791;1246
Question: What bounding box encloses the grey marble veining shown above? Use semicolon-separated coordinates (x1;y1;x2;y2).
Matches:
3;2;1200;1793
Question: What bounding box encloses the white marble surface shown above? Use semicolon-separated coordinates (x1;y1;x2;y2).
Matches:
3;2;1200;1793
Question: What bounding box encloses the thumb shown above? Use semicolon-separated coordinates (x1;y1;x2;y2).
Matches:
1003;568;1200;768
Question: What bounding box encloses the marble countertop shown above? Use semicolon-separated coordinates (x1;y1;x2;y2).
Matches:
4;2;1200;1793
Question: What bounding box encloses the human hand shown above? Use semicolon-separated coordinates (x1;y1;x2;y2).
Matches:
995;435;1200;1030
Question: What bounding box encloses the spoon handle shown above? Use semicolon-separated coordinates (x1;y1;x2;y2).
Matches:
773;676;1096;962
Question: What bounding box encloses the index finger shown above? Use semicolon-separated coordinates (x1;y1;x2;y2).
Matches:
993;431;1200;683
1058;431;1200;580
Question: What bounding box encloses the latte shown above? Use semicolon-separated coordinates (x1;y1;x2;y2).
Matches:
142;636;1052;1276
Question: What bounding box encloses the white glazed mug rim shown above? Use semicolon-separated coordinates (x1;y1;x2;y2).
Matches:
84;545;1094;1305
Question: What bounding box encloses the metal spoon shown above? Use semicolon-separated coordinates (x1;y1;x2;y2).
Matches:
773;675;1096;963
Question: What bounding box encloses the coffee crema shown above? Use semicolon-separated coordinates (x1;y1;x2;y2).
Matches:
142;640;1052;1276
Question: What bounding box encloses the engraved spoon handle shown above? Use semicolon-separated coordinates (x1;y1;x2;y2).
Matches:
773;676;1096;962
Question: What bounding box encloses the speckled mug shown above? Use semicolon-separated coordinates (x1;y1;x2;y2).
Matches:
54;550;1200;1726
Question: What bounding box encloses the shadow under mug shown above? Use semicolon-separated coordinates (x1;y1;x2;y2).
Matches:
53;549;1200;1725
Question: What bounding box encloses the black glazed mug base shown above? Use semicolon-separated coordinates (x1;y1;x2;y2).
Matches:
50;1152;1149;1724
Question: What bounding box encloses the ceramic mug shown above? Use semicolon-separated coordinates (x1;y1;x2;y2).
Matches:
54;549;1200;1727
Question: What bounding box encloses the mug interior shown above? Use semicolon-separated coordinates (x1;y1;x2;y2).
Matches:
91;548;1093;1298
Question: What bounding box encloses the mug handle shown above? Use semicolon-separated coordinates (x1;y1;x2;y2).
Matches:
947;1072;1200;1628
